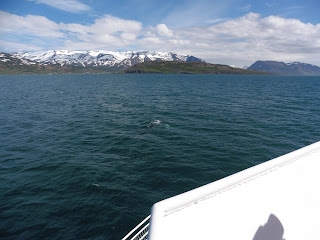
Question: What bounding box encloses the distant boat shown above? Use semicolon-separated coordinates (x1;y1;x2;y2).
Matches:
122;141;320;240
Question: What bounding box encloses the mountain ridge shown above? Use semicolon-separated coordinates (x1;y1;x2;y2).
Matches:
0;50;205;74
248;60;320;75
11;50;204;67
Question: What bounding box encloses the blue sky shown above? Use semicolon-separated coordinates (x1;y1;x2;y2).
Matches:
1;0;320;66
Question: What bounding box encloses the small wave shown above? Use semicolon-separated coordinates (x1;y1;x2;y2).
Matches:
92;183;100;187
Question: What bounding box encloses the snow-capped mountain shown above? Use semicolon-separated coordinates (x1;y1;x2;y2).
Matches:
12;50;205;67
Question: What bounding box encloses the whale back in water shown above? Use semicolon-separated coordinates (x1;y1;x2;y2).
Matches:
147;120;161;128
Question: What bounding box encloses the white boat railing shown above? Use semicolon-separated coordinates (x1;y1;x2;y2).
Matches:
122;215;150;240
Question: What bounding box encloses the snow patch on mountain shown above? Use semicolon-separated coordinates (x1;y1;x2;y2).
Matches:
286;62;318;67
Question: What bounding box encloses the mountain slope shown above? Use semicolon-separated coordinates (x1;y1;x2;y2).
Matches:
125;61;270;74
0;50;206;74
12;50;204;68
248;61;320;75
0;52;119;74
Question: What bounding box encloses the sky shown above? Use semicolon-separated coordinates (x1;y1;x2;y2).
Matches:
0;0;320;66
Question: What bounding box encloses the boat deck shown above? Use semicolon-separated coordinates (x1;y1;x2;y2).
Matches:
146;141;320;240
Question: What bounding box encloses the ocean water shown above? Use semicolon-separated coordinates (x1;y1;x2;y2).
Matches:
0;74;319;239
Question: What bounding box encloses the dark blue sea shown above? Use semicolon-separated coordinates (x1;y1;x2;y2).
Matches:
0;74;319;240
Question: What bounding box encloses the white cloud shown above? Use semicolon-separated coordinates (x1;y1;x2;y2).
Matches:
1;10;320;66
207;13;320;55
60;15;142;49
0;11;64;38
90;15;142;34
28;0;91;13
0;40;43;52
156;24;173;37
159;12;320;65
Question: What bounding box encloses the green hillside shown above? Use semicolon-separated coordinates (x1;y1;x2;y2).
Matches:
125;61;270;74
